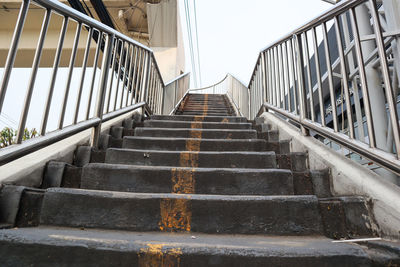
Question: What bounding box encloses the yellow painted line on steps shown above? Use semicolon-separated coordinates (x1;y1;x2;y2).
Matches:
138;243;182;267
159;95;209;232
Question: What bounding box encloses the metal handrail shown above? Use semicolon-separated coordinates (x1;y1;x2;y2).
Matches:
189;75;228;93
246;0;400;175
187;74;250;117
0;0;189;165
165;72;190;87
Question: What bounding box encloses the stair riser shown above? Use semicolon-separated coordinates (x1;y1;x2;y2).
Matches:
179;112;232;116
81;164;294;195
150;115;247;123
40;189;322;235
143;121;252;129
123;137;267;151
105;149;277;169
135;128;257;139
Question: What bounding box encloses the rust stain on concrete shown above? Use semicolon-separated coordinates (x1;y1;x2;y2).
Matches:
139;243;182;267
159;198;192;232
159;95;210;232
171;167;195;194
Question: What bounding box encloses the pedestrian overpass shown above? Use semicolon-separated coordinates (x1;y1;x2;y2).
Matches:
0;0;399;265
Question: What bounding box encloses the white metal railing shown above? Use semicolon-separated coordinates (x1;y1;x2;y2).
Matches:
188;74;250;117
162;72;191;115
0;0;189;165
247;0;400;175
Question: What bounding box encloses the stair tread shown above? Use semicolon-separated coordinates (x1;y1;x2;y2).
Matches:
0;227;370;257
136;127;256;132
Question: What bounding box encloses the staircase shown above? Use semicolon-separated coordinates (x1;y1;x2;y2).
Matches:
0;94;399;266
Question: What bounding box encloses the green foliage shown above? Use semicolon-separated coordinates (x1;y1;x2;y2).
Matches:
0;127;38;148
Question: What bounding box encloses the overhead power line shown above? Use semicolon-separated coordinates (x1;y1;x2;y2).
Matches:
184;0;198;87
193;0;202;87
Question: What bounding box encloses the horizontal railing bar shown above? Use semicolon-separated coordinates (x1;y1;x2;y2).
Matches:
264;102;400;175
360;29;400;41
189;75;228;92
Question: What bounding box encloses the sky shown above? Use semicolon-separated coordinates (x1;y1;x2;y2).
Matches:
179;0;332;88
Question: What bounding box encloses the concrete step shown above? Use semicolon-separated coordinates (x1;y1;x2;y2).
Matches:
81;163;294;195
179;111;232;115
105;149;277;168
143;120;252;129
122;136;268;151
181;107;232;111
39;188;322;235
135;127;257;139
180;112;232;116
180;108;230;112
184;103;230;110
0;227;378;266
150;115;247;123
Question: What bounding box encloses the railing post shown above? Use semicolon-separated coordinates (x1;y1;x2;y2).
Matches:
140;52;152;103
293;34;309;136
91;33;114;148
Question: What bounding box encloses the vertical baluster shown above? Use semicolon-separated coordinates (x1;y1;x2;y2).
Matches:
290;38;298;115
262;51;268;104
120;43;130;108
129;46;138;105
41;16;69;135
113;40;125;110
129;46;140;105
334;16;355;138
0;0;30;113
134;49;144;103
276;46;282;108
16;9;51;143
105;37;118;113
311;27;326;126
322;22;339;132
125;45;135;107
73;27;93;124
91;33;114;147
86;31;102;119
141;52;152;103
294;34;309;135
273;47;278;106
279;44;286;110
349;8;375;147
303;32;315;122
284;41;292;112
58;23;81;129
268;49;273;106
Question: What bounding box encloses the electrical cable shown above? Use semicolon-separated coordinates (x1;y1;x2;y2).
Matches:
193;0;202;87
184;0;198;87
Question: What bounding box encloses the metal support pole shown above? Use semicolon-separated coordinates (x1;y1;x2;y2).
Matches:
294;34;309;135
